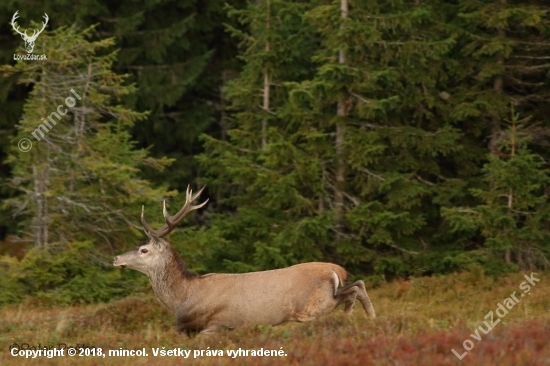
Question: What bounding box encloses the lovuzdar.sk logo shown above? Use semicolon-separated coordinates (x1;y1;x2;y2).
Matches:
11;10;48;61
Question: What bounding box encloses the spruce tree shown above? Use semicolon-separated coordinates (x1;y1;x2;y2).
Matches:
197;0;322;272
0;25;179;304
439;0;550;270
442;108;550;271
287;0;462;275
0;0;245;240
1;25;172;250
196;0;464;277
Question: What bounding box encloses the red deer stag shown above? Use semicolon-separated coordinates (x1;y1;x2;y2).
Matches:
113;185;376;335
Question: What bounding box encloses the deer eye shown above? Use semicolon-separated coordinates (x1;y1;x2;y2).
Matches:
140;249;148;254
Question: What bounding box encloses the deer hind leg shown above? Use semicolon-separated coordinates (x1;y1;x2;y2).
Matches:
293;274;348;322
294;285;336;322
335;284;359;314
336;280;376;318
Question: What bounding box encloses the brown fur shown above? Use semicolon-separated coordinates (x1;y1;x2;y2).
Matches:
113;186;374;334
114;238;376;335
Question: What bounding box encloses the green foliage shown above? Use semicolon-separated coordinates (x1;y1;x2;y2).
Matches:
0;0;245;240
443;110;550;269
195;0;466;276
190;0;550;279
0;25;171;304
1;25;173;248
0;241;146;305
0;0;549;308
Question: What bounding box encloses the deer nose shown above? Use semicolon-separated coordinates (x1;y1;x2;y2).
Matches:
113;256;118;264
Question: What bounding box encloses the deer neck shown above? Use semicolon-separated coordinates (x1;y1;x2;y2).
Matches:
148;249;194;313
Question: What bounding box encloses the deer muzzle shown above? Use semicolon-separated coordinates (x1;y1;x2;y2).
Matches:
113;256;127;268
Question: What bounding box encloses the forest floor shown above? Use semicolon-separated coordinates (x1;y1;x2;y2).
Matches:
1;269;550;365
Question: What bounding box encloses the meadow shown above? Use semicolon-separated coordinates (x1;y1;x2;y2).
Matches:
2;269;549;366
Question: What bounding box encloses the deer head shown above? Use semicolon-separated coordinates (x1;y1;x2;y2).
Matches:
113;185;208;275
11;11;49;53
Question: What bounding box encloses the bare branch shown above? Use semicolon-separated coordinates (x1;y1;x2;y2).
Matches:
361;168;385;181
384;242;419;255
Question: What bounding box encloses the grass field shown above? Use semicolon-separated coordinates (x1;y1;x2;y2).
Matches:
2;269;550;365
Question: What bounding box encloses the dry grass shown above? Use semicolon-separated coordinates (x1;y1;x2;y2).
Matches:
2;270;550;365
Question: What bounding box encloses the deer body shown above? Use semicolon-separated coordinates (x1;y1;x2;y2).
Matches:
114;185;375;335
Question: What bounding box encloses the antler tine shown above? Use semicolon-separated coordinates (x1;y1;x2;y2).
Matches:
11;10;19;25
162;200;172;229
141;205;159;238
191;185;206;202
11;11;27;37
163;185;192;223
182;184;208;212
192;198;209;210
165;184;207;224
36;13;48;35
185;185;209;211
143;184;208;238
161;198;186;231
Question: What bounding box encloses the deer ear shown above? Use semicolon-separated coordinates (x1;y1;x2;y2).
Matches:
150;235;163;249
144;230;163;248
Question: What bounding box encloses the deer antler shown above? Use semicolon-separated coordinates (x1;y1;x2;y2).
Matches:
11;11;27;38
11;11;48;40
141;185;208;238
32;13;49;39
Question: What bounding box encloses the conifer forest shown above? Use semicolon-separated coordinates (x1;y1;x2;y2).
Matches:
1;1;550;365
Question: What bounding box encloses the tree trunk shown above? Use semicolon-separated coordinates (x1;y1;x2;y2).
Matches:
261;0;270;150
334;0;348;243
505;108;516;264
220;70;229;142
490;0;509;262
33;165;48;247
489;70;503;155
488;0;506;155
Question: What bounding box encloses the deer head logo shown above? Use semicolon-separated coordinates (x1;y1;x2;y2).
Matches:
11;11;49;54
